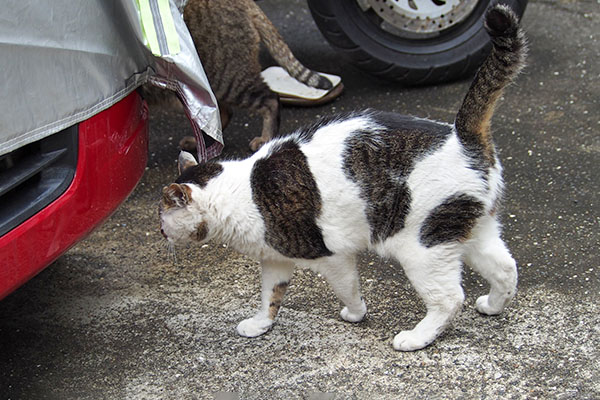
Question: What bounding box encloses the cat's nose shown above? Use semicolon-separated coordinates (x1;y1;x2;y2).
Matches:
160;228;167;238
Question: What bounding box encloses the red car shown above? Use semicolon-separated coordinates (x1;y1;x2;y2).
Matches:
0;2;220;300
0;93;149;300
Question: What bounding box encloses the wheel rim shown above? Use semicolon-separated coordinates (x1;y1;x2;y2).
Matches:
357;0;479;38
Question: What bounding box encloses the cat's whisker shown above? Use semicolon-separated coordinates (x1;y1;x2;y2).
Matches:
155;236;179;264
159;238;169;250
154;237;167;248
167;241;178;265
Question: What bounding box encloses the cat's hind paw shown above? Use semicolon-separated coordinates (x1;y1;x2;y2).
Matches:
393;330;433;352
340;300;367;323
475;295;504;316
236;317;273;338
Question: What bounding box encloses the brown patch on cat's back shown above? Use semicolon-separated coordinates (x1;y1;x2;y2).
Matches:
342;112;451;243
251;140;333;259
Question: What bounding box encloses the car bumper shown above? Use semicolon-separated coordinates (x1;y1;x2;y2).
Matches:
0;92;149;300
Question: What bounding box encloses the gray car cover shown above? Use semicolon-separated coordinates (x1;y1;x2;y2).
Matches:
0;0;222;162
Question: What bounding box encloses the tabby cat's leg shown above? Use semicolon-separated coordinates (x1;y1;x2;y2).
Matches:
317;255;367;323
249;90;279;152
236;259;294;338
387;243;464;351
463;215;518;315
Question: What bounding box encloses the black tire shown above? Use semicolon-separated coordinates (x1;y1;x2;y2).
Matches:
307;0;527;85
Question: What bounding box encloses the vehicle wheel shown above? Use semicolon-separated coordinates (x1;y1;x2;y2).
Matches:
307;0;528;85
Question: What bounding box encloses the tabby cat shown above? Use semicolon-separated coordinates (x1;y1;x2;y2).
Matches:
146;0;332;151
159;6;527;351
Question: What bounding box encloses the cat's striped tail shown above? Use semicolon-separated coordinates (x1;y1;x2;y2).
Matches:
454;5;527;163
248;1;333;90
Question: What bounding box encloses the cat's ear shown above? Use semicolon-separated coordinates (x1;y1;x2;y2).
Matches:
178;151;198;175
162;183;192;208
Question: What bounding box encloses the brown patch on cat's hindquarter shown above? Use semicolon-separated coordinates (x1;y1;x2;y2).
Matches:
268;282;289;320
419;194;485;248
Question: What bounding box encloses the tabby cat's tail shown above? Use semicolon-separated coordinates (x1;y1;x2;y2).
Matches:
454;5;527;162
248;1;333;90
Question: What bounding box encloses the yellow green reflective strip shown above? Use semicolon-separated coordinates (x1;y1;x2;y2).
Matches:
156;0;180;55
135;0;180;57
136;0;161;56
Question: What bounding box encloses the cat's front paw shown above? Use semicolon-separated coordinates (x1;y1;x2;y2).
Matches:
236;317;273;338
475;295;504;315
393;330;433;352
340;300;367;323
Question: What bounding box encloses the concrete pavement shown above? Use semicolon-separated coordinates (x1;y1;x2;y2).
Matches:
1;0;598;398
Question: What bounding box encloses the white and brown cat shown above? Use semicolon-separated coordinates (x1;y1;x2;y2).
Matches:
159;6;527;351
